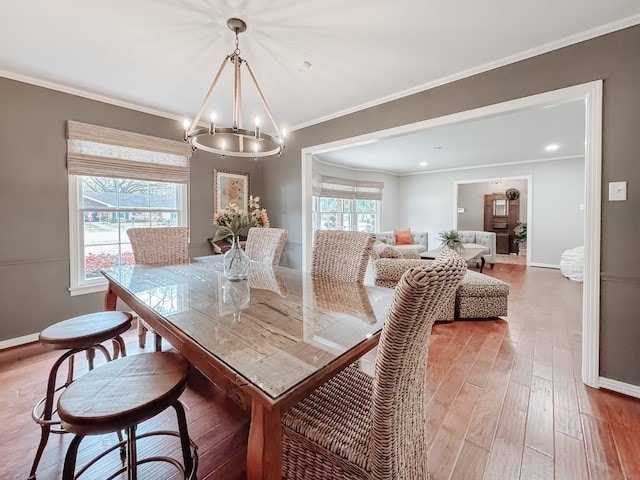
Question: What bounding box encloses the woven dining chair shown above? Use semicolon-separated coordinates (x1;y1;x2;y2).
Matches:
245;227;288;265
281;249;467;480
312;230;375;283
127;227;189;350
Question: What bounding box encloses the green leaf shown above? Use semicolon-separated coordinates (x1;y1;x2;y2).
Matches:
212;226;234;242
438;229;464;251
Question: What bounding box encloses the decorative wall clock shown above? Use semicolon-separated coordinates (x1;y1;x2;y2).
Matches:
506;188;520;200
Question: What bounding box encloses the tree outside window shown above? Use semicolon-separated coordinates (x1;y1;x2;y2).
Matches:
79;176;184;281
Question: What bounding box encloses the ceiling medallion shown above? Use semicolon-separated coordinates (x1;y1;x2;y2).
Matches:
182;18;286;159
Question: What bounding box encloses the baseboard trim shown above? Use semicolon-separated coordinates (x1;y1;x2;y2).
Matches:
530;262;560;269
599;376;640;399
0;333;39;350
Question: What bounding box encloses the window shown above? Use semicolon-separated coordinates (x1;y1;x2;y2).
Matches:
70;176;187;293
311;173;383;233
313;196;379;233
67;121;191;295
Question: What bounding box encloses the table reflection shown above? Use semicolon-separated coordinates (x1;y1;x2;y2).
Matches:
220;279;251;321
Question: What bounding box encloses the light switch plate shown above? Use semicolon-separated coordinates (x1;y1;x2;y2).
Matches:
609;181;627;201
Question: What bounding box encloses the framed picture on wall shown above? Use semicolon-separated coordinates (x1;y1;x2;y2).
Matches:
213;169;249;212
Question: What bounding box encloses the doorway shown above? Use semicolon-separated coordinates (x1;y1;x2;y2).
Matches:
301;81;602;388
454;176;533;267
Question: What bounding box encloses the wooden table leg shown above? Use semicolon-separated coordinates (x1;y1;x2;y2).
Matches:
247;400;282;480
104;285;117;311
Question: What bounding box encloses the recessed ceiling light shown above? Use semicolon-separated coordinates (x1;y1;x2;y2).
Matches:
419;161;428;167
294;60;312;71
432;146;442;150
545;143;560;152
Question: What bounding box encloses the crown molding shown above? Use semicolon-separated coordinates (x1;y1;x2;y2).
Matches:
0;68;183;122
292;14;640;131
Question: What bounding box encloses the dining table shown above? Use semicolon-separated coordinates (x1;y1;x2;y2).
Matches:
101;255;394;480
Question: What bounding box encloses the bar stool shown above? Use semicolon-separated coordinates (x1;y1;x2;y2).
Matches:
57;352;198;479
28;311;133;480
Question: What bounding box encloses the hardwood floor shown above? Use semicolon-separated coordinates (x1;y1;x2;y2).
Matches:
2;264;640;479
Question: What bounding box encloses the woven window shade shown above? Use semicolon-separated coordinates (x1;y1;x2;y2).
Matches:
312;173;383;200
67;121;192;183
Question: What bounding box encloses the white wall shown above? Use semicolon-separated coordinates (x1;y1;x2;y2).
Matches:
457;179;528;231
312;159;399;231
397;157;585;266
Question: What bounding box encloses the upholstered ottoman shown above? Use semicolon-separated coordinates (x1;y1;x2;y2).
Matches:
373;258;455;321
373;260;508;321
455;270;509;319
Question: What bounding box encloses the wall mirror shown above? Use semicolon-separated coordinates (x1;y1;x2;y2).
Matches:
493;199;508;216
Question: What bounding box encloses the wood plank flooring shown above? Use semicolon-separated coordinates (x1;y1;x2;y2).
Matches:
2;263;640;479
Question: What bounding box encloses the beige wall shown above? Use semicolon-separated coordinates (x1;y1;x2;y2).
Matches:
0;77;262;341
262;25;640;386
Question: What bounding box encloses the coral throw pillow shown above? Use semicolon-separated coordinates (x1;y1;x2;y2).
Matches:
395;229;413;245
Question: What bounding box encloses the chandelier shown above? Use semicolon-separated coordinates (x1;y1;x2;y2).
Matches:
182;18;286;158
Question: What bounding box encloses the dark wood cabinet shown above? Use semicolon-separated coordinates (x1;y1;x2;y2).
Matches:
496;233;510;255
484;193;519;254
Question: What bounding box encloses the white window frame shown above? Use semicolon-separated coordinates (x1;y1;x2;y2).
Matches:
68;176;188;296
312;196;380;233
66;121;191;296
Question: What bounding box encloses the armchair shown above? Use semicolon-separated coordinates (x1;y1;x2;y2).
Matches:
458;230;496;268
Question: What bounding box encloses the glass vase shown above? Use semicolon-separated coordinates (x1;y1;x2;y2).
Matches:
224;236;250;281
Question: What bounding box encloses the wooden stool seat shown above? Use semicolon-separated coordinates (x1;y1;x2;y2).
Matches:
28;311;133;480
57;352;197;479
39;311;132;350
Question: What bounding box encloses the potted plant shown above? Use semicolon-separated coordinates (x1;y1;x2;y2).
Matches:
513;222;527;253
438;229;464;252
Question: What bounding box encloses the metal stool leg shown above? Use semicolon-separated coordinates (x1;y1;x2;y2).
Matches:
28;349;78;480
173;400;196;478
127;425;138;480
112;335;127;359
61;435;84;480
29;345;114;479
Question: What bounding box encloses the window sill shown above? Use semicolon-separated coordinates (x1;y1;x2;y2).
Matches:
69;281;108;296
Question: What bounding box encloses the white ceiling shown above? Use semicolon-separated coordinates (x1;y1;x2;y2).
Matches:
1;1;639;139
314;99;586;175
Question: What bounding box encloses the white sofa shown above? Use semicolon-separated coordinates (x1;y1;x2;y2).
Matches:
458;230;497;268
373;231;428;253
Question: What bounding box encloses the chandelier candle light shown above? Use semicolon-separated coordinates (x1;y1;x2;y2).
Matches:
182;18;286;158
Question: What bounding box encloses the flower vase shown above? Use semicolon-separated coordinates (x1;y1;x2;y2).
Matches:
224;236;250;281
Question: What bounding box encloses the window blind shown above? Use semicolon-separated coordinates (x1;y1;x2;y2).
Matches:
67;121;192;183
312;173;383;201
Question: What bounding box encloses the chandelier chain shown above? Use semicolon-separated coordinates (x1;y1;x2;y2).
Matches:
233;30;241;56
